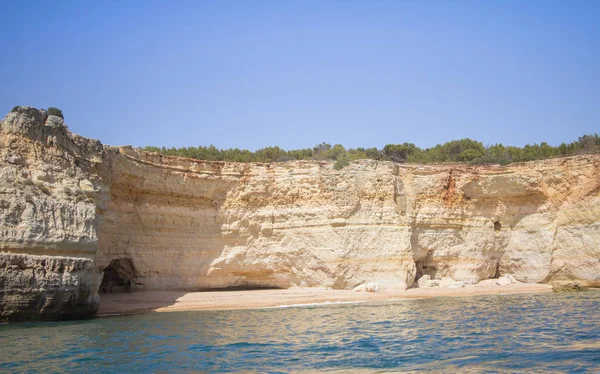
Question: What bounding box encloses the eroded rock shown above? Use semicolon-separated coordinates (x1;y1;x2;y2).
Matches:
0;253;101;323
552;282;589;292
1;107;600;321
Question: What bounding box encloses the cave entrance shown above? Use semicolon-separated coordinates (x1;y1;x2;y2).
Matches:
494;221;502;231
415;261;437;282
101;258;137;293
494;259;501;278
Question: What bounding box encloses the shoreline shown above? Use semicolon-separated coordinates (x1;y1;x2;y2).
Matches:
97;283;553;317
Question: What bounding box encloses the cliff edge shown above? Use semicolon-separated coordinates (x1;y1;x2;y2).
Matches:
1;107;599;322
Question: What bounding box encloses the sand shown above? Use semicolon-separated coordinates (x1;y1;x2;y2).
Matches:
97;283;553;316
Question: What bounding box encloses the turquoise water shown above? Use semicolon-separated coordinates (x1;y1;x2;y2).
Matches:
1;291;599;373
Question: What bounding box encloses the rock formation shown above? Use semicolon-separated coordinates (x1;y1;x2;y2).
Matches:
1;107;599;321
0;107;107;322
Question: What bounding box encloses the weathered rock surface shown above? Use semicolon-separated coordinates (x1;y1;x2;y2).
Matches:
1;107;599;321
100;148;599;292
0;107;107;321
0;253;100;322
552;282;589;292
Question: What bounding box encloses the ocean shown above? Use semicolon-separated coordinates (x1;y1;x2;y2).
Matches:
1;291;599;373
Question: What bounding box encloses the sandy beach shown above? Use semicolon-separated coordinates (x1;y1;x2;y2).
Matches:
98;283;553;316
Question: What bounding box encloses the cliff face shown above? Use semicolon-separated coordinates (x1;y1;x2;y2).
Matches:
99;148;600;291
0;107;107;322
1;107;599;321
99;151;410;290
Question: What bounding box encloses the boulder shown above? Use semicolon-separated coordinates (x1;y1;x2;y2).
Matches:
552;282;588;292
417;275;444;288
353;282;384;292
448;281;465;288
497;275;519;286
439;277;457;288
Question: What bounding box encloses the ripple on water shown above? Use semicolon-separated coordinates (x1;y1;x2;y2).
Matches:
1;291;599;372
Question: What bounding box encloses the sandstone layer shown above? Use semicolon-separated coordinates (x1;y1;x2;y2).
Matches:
1;107;599;321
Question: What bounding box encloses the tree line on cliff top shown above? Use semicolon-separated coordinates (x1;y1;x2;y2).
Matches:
143;134;600;167
10;106;599;167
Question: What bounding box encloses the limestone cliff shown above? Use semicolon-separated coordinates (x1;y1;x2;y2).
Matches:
99;147;600;291
0;107;107;322
1;107;599;321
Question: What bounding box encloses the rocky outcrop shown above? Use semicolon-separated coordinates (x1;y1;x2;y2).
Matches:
0;253;100;322
1;107;599;321
552;282;589;292
0;107;107;322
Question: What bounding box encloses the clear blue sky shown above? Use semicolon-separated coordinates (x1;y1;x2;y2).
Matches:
1;1;598;150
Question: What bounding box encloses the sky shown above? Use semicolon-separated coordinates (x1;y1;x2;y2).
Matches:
1;0;599;151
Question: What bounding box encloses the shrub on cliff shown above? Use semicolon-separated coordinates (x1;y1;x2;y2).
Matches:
383;143;419;163
333;157;350;170
47;107;64;119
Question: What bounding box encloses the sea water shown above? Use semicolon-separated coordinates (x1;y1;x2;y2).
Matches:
1;291;599;373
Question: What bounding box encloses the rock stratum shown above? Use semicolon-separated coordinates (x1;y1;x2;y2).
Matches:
1;107;599;322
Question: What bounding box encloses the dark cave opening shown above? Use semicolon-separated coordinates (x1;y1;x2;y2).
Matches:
101;258;137;293
415;261;437;282
494;260;501;279
494;221;502;232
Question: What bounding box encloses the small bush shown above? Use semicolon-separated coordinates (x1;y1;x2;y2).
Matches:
47;107;64;119
11;106;21;112
333;158;350;170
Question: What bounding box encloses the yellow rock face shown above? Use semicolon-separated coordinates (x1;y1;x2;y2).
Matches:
2;107;600;312
97;148;600;291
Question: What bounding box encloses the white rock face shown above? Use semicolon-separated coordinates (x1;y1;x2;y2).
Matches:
1;107;600;322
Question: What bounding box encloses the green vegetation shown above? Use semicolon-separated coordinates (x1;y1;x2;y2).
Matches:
333;157;350;170
143;134;600;165
47;107;64;119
